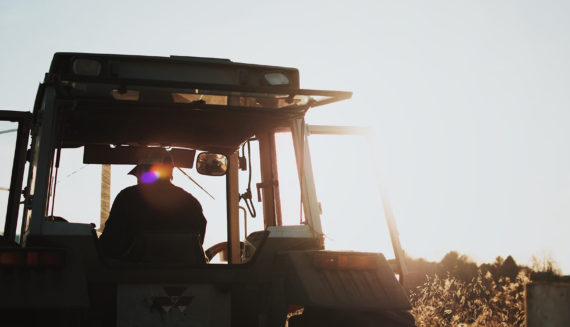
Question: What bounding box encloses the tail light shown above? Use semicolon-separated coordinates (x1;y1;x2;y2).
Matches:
0;249;65;268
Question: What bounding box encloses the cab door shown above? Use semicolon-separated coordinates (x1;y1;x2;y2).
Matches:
0;110;31;244
303;124;409;284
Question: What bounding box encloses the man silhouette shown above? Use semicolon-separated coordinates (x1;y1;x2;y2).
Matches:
99;159;207;260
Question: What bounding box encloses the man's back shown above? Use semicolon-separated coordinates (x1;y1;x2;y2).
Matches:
99;181;207;259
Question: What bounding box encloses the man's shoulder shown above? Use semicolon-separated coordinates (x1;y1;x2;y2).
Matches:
172;185;199;199
116;185;141;198
169;185;202;206
120;185;140;193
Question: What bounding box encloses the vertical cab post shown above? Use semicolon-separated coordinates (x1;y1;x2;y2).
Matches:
226;151;241;263
269;131;283;226
26;86;59;238
257;130;277;228
0;110;32;242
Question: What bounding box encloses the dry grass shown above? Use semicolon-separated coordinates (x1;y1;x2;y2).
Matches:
410;270;529;327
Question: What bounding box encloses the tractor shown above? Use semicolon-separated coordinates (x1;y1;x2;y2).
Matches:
0;53;414;326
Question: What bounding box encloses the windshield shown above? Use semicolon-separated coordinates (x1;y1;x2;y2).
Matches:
43;129;395;261
49;148;228;249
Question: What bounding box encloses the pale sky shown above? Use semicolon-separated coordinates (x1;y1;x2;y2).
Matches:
0;0;569;273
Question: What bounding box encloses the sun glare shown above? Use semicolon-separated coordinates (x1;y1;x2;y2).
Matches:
140;171;159;184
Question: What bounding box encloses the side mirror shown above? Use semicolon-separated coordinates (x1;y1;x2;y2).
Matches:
196;152;228;176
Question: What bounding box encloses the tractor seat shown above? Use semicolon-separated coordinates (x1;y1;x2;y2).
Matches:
124;232;208;264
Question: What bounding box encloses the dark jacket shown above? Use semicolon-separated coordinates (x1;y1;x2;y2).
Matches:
99;181;207;259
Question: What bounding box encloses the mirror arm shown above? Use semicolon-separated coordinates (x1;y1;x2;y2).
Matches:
239;140;256;217
177;167;215;200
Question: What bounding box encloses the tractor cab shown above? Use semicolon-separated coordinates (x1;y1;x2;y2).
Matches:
0;53;414;327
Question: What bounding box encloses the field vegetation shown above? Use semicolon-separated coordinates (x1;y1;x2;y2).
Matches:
406;252;564;326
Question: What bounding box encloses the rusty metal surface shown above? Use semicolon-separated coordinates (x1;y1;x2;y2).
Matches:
526;282;570;327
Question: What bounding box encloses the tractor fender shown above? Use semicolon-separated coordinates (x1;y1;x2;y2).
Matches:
280;250;411;311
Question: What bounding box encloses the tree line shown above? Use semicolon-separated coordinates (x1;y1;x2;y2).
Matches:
404;251;566;289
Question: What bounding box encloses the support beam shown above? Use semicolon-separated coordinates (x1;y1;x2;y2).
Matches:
257;131;277;228
29;87;58;237
99;164;111;232
2;112;31;242
269;132;283;226
226;152;241;264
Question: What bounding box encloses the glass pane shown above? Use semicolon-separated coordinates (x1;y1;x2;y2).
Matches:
275;132;303;225
308;134;394;256
50;147;229;249
50;148;105;226
0;121;18;236
174;165;227;249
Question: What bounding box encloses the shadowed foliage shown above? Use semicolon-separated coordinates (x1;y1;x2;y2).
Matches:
405;252;565;326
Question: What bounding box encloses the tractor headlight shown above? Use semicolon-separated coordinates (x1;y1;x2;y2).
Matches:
264;72;290;86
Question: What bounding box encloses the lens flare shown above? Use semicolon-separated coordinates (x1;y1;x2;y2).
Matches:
140;171;159;184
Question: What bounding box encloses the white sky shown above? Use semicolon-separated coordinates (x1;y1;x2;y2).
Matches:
0;0;568;273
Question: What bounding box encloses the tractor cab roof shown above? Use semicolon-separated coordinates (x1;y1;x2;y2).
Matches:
46;53;351;154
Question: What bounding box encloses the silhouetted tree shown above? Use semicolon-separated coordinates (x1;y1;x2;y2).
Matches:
494;256;504;266
438;251;477;281
404;251;567;290
404;254;438;288
499;255;519;279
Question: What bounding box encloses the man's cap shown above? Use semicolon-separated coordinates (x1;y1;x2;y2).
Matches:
128;164;153;177
128;153;175;177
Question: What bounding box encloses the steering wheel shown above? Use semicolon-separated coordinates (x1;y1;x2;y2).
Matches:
205;242;228;261
205;241;248;262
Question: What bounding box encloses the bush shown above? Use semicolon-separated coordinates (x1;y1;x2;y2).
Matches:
410;270;529;327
